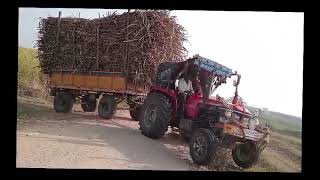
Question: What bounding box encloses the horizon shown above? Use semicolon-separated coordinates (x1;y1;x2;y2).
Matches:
18;8;303;118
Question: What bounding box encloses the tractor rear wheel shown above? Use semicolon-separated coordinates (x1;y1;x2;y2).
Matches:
139;93;172;139
232;142;260;169
189;128;218;165
53;91;74;113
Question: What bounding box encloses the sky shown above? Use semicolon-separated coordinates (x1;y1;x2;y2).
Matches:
18;8;304;117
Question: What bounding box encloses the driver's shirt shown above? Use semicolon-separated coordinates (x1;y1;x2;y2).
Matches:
178;78;193;93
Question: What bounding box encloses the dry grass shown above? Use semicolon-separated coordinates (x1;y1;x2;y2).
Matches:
247;132;301;172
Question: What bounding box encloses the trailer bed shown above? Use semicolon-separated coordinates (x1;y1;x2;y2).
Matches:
49;70;146;96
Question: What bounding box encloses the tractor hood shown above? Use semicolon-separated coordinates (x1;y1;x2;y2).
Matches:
186;93;252;121
207;96;252;116
210;96;252;117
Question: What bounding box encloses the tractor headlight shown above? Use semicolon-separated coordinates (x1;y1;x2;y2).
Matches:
249;118;259;130
231;113;240;122
255;118;260;126
219;109;232;123
224;110;232;118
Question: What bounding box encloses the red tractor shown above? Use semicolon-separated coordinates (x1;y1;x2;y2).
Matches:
138;55;270;168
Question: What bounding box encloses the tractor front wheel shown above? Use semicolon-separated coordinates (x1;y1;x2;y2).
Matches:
189;128;218;165
232;142;260;169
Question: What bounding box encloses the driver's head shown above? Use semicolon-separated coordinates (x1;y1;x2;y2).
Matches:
188;64;200;77
184;73;191;81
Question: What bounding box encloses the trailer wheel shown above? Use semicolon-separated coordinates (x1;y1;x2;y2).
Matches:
232;142;260;169
189;128;218;165
81;99;97;112
129;106;140;121
53;91;74;113
98;95;116;119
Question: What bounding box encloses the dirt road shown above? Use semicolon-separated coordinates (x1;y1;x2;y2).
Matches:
17;97;194;170
16;96;301;171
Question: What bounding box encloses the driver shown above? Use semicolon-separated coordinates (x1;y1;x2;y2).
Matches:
177;63;200;119
178;73;194;94
177;73;193;119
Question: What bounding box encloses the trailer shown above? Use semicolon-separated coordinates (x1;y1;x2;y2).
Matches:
49;70;146;120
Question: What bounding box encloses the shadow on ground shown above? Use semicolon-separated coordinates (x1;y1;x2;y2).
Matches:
17;98;242;171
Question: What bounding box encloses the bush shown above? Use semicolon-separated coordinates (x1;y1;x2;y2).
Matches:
18;47;49;98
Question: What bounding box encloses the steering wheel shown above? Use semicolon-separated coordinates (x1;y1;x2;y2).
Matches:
184;90;194;97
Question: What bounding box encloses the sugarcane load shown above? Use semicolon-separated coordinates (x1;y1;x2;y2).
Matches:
37;10;187;89
37;10;187;120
